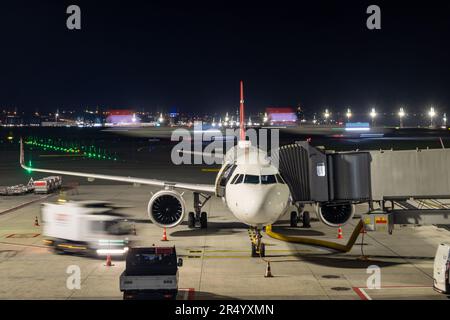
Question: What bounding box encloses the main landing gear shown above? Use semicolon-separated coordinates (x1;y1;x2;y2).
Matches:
250;227;266;258
188;192;211;229
290;205;311;228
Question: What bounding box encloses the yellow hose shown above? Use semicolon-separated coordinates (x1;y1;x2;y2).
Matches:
265;220;364;253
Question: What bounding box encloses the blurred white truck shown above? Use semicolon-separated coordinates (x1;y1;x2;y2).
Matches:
41;200;133;257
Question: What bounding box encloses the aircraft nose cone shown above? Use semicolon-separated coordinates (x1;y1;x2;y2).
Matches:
235;186;287;225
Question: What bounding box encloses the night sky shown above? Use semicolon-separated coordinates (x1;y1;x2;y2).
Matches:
1;0;450;115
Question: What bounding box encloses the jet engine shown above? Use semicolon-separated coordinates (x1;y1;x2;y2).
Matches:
316;202;355;227
148;190;186;228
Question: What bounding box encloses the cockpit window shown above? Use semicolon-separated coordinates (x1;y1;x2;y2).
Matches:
244;175;260;184
220;164;237;186
276;174;286;184
230;174;240;185
234;174;244;184
261;175;277;184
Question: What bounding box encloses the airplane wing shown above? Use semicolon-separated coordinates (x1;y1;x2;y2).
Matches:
19;139;216;194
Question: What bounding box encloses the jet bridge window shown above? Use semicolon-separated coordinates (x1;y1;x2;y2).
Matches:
244;175;260;184
261;175;277;184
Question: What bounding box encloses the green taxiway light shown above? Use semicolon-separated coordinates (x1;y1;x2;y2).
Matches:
26;161;32;173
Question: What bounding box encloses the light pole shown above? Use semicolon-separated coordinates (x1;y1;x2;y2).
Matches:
346;108;352;122
370;108;377;126
443;113;447;127
398;107;405;128
428;107;436;127
323;109;330;124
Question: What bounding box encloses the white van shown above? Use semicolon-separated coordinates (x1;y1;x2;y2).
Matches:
433;243;450;293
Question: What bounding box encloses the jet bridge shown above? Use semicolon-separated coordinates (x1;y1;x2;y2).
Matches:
273;142;450;228
273;142;371;204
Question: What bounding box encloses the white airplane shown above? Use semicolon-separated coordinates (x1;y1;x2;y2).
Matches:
20;82;355;256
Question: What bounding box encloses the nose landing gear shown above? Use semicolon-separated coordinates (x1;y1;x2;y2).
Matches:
249;227;266;257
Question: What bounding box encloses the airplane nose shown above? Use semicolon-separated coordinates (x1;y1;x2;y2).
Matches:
234;187;287;225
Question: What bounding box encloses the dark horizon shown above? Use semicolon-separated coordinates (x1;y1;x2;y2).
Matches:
1;0;449;115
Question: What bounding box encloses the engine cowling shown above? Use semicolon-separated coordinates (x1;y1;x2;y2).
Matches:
316;202;355;227
148;190;186;228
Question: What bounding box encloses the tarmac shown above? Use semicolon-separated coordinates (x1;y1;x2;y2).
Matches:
1;184;450;300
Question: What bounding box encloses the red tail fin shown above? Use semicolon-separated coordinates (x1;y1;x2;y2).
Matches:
239;80;245;141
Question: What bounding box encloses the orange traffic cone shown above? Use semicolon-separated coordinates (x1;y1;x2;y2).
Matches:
105;255;113;267
337;225;343;239
161;227;168;241
264;261;273;278
34;216;40;226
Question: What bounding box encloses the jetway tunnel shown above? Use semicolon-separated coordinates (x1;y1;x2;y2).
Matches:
272;142;450;228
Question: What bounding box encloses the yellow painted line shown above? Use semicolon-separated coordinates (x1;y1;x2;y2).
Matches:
203;255;255;259
202;253;313;259
203;249;311;253
265;220;364;253
57;244;87;250
201;168;220;172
